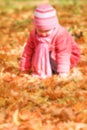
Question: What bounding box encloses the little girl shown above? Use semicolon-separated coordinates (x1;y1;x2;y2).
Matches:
20;4;80;79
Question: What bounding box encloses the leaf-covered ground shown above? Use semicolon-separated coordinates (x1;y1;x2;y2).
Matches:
0;0;87;130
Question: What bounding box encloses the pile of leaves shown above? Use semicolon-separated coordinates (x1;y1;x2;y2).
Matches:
0;1;87;130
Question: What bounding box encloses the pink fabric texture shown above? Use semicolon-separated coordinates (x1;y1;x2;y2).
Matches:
20;26;80;78
32;43;52;79
20;4;80;79
34;4;58;30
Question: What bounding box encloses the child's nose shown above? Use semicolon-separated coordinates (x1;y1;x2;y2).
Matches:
41;32;46;36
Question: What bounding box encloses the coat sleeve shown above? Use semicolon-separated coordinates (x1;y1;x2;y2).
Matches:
20;31;35;72
55;28;74;73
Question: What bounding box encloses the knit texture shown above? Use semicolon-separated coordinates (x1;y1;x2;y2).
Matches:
20;26;80;79
20;4;80;79
34;4;58;30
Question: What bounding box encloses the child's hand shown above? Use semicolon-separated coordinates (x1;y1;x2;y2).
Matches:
59;73;68;79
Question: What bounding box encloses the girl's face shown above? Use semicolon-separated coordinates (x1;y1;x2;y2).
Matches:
36;28;53;37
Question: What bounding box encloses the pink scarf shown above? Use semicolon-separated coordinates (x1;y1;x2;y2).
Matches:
31;27;58;79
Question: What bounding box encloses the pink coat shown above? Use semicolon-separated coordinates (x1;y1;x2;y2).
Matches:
20;25;80;78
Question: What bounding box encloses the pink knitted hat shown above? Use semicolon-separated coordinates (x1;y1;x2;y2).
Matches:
34;4;58;30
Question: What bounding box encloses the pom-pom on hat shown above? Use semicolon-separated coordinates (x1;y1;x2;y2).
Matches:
34;4;58;30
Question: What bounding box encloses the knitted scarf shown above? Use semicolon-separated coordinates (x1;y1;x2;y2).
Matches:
31;26;58;79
